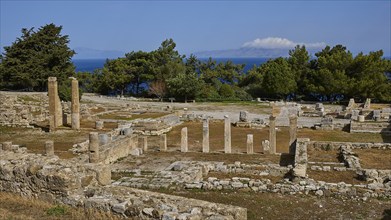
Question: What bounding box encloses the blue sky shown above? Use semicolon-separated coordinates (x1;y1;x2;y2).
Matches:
1;0;390;57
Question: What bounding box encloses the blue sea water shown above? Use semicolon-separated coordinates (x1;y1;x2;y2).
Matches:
72;58;270;73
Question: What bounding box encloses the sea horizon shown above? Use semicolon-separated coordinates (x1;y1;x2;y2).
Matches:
72;57;272;73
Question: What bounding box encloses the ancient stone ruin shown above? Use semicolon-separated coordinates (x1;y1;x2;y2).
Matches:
48;77;63;131
1;92;390;219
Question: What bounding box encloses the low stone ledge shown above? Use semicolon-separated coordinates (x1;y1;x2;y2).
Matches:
69;186;247;220
0;151;247;220
310;141;391;150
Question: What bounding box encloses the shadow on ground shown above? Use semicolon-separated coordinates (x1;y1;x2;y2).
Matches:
279;153;294;166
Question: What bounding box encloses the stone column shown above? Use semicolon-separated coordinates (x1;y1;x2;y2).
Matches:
128;135;138;150
143;136;148;151
293;138;309;178
48;77;63;131
181;127;188;152
71;77;80;130
2;142;12;151
160;134;167;152
45;140;54;156
89;132;100;163
269;115;276;154
95;121;104;130
247;134;253;154
202;118;209;153
224;115;231;153
289;115;298;155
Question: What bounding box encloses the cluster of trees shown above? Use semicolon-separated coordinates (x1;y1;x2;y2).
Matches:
79;43;391;102
77;39;251;102
241;45;391;102
1;24;391;102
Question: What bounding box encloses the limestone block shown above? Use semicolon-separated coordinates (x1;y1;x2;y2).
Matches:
95;166;111;186
160;134;167;152
71;78;80;130
246;134;253;154
224;115;231;154
142;136;148;151
45;140;54;156
181;127;188;152
89;132;100;163
2;142;12;151
364;98;371;109
95;120;104;130
239;111;248;122
262;140;270;154
202;118;209;153
269;115;276;154
99;134;109;145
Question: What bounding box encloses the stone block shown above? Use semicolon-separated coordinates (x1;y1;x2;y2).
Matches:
99;133;109;145
202;118;209;153
181;127;188;153
95;166;111;185
246;134;253;154
224;115;231;153
239;111;248;122
95;121;104;130
262;140;270;154
2;142;12;151
45;140;54;156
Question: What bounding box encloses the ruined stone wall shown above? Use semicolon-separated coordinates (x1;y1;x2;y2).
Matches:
0;149;247;219
0;150;110;199
0;92;48;127
100;134;140;164
350;121;391;133
309;141;391;150
114;160;390;199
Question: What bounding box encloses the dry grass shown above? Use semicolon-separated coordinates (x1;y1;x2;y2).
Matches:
192;101;272;115
308;148;340;163
355;149;391;170
89;106;106;114
370;103;391;110
298;128;391;143
0;120;118;159
0;192;122;220
98;111;168;121
0;126;90;159
307;170;365;185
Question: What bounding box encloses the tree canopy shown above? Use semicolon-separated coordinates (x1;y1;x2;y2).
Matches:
1;23;75;91
2;24;390;103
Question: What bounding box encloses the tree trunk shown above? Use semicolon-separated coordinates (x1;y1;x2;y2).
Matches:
136;76;140;95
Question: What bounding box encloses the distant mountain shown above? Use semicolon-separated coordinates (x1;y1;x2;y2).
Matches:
193;47;321;58
73;47;125;59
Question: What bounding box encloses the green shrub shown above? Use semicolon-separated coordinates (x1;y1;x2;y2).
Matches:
219;84;235;98
47;205;67;216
